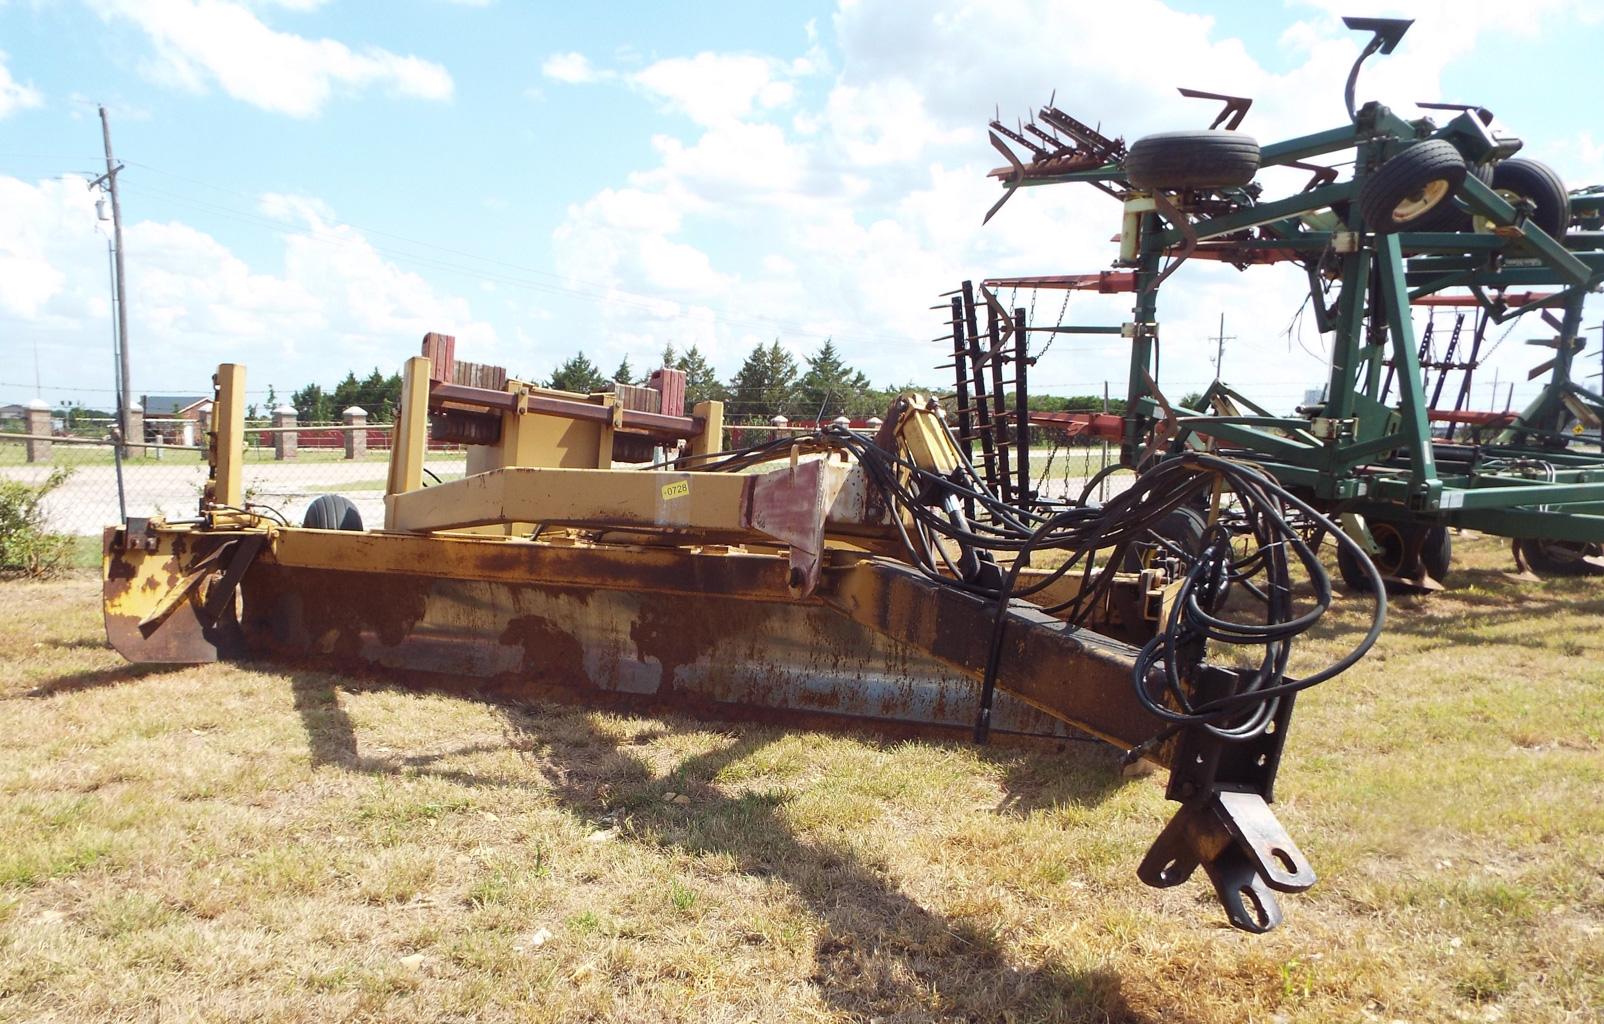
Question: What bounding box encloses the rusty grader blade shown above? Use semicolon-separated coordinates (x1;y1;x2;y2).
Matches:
100;349;1378;934
102;518;264;664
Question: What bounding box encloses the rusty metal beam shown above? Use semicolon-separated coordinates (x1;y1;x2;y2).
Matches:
429;381;704;441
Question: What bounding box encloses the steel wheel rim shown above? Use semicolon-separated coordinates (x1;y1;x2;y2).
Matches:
1368;522;1408;577
1391;179;1450;223
1473;188;1523;233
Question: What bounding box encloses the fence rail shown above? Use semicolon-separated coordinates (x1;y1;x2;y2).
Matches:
0;435;466;537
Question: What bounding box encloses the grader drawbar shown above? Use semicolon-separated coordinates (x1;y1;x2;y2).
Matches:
103;336;1383;932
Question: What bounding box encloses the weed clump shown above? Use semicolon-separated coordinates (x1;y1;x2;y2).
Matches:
0;468;73;577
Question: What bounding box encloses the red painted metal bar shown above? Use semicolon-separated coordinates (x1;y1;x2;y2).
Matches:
1427;409;1516;427
1411;292;1554;308
983;271;1137;293
1029;410;1125;441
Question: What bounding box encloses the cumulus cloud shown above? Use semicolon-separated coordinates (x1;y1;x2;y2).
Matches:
89;0;453;117
541;51;612;84
631;53;796;126
0;52;43;118
0;175;496;396
546;0;1598;404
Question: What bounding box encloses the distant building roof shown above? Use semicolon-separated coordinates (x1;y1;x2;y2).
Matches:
142;395;210;416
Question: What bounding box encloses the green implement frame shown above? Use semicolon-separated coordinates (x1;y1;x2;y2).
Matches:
982;15;1604;575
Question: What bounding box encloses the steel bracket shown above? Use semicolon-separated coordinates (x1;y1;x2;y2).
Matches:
1139;789;1316;933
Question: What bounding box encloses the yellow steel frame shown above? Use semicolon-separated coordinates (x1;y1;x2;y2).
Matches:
385;356;432;524
205;363;245;510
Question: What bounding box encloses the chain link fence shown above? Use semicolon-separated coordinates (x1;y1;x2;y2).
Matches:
3;416;1124;571
0;421;467;547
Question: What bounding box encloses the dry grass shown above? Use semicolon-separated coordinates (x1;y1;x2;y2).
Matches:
0;533;1599;1023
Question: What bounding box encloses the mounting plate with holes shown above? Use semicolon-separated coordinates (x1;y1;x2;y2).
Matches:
1137;790;1316;933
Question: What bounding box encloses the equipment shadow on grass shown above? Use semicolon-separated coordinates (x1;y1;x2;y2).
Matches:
288;668;1169;1022
1354;573;1604;650
501;705;1164;1024
21;662;180;699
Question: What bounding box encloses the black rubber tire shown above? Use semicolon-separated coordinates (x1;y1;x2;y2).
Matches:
302;494;363;531
1123;507;1207;571
1124;131;1261;191
1359;140;1467;234
1489;159;1570;238
1418;160;1493;232
1421;525;1451;582
1334;533;1371;592
1113;508;1215;638
1517;537;1604;577
1334;522;1448;591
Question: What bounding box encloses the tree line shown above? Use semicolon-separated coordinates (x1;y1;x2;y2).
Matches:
264;339;1128;428
547;338;907;423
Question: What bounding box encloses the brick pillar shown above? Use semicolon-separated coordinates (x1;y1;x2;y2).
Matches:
272;404;298;460
23;399;51;463
125;403;144;458
195;406;211;460
342;406;367;460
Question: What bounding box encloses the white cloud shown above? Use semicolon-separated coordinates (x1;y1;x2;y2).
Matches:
632;53;796;126
541;51;612;85
0;51;42;118
544;0;1600;402
89;0;453;117
0;175;496;397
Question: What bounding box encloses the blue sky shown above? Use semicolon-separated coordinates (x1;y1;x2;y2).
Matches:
2;0;1603;417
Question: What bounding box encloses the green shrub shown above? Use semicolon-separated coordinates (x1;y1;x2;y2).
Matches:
0;468;73;577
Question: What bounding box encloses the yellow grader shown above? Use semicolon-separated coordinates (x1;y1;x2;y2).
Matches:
102;333;1383;932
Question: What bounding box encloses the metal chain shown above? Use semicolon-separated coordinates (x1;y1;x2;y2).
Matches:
1033;289;1074;361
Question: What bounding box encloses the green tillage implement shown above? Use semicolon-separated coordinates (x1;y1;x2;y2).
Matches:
981;14;1604;586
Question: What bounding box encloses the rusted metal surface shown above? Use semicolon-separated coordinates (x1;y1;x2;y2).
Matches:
428;381;703;442
1029;410;1125;442
96;520;1163;747
982;272;1137;294
1139;790;1315;933
429;408;502;446
102;521;261;664
236;540;1089;742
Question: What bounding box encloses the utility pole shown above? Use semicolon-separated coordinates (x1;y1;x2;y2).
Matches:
1209;313;1236;380
98;105;131;451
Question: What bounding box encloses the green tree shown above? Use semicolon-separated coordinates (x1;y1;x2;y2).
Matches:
612;357;636;387
660;342;678;370
548;351;608;394
727;340;799;420
329;371;361;414
290;383;331;423
674;344;725;407
1029;394;1127;415
798;339;871;421
352;368;400;422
